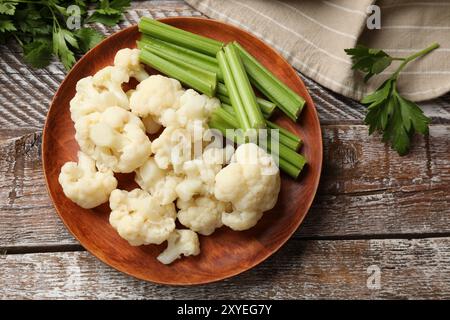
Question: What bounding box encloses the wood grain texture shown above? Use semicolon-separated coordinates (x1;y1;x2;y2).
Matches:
1;0;450;297
1;125;448;249
1;238;450;299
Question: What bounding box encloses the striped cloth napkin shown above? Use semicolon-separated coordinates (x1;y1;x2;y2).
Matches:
185;0;450;102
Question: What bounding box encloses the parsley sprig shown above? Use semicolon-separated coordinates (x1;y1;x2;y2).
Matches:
0;0;130;70
345;43;439;155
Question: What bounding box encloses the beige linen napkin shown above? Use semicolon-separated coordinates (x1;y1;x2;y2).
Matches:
185;0;450;101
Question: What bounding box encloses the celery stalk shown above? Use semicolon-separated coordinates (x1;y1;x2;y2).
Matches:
141;44;217;86
140;36;223;80
217;50;251;130
224;44;266;129
217;82;276;118
220;105;301;150
139;49;216;97
208;111;306;179
266;120;302;151
139;17;223;56
234;42;305;121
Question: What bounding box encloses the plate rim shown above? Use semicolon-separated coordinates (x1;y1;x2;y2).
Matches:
42;16;323;285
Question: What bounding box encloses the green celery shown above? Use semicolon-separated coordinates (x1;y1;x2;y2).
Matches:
217;82;276;118
217;50;251;130
140;44;217;86
266;120;302;151
208;112;306;179
139;17;223;56
234;42;305;121
140;36;223;80
224;44;266;129
139;49;216;97
220;105;301;150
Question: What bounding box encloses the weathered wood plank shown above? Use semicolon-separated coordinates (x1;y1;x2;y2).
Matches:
1;238;449;299
1;125;448;248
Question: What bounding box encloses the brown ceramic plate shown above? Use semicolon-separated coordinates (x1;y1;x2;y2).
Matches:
43;17;322;285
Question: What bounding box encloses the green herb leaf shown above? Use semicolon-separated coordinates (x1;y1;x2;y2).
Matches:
87;0;130;26
109;0;132;11
0;16;16;32
53;29;76;70
74;27;104;52
15;6;52;36
363;81;430;155
23;39;53;68
345;44;393;82
61;29;79;49
0;1;17;15
347;43;438;155
0;0;128;69
86;12;123;26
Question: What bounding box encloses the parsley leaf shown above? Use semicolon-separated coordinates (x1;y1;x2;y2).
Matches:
0;0;128;70
0;1;16;15
53;28;76;70
74;27;104;52
364;80;429;155
346;43;439;155
345;45;394;82
61;29;79;49
86;12;123;26
23;39;53;68
0;16;15;32
86;0;130;26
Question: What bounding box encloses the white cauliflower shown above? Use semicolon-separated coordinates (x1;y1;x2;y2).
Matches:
75;106;152;173
135;157;182;205
126;89;135;99
175;145;234;200
157;229;200;265
129;75;184;122
159;89;220;128
109;189;176;246
221;210;264;231
58;151;117;209
127;89;161;134
151;121;206;173
114;48;149;82
141;115;162;134
214;143;280;231
177;196;230;236
69;66;129;122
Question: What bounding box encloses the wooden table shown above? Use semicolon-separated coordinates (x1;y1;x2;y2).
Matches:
1;0;449;299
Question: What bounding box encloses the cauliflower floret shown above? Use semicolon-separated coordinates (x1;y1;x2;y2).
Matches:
109;189;176;245
175;145;234;200
69;66;130;122
126;89;135;99
159;89;220;128
141;115;162;134
177;196;230;235
114;48;149;82
157;229;200;265
75;106;152;173
58;151;117;209
151;121;206;172
129;75;184;122
135;157;182;205
214;143;280;231
221;210;263;231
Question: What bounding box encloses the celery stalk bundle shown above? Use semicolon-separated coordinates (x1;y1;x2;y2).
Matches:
137;17;307;178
